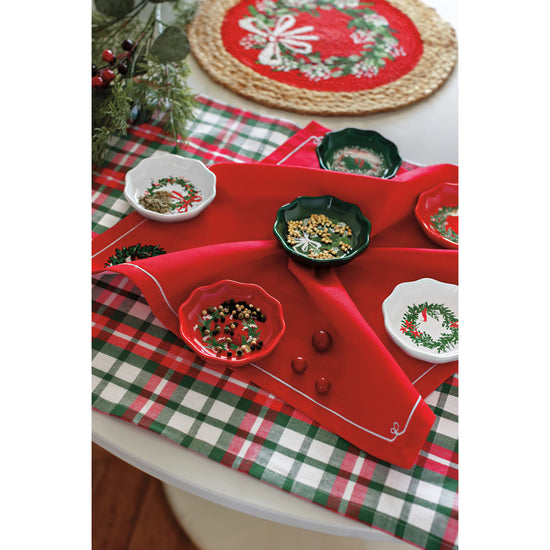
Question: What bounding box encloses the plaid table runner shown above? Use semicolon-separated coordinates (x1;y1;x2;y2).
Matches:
92;94;458;550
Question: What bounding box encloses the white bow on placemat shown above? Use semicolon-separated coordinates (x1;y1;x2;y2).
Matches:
239;14;319;66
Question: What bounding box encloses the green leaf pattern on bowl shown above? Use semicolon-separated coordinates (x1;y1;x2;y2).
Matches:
430;206;458;244
400;301;458;353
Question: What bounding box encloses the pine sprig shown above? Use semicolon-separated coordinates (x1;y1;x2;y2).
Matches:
92;0;198;167
125;53;197;148
99;79;133;129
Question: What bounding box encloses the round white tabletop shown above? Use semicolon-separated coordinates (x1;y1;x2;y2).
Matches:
92;0;457;546
94;410;401;543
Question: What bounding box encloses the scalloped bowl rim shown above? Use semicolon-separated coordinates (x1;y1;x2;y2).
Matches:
124;154;217;222
382;278;458;363
414;182;458;249
178;279;286;366
273;194;371;267
316;128;402;178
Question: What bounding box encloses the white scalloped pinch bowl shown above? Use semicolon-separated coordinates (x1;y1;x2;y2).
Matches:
124;154;216;222
382;278;458;363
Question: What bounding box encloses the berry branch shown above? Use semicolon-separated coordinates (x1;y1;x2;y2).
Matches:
92;0;199;167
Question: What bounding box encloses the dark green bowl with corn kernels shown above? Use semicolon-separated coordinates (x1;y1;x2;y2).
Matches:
273;195;371;267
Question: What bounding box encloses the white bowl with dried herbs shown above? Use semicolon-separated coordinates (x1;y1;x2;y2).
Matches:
124;153;216;222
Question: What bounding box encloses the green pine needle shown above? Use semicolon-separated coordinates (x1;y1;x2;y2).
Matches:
92;0;198;167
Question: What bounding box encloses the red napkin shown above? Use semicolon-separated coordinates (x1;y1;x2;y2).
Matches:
261;121;328;168
92;162;458;468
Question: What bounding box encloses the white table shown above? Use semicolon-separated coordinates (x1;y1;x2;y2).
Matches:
92;1;457;548
94;411;413;548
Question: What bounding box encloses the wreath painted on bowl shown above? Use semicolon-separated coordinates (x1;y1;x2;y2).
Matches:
400;301;458;353
430;206;458;244
141;176;202;214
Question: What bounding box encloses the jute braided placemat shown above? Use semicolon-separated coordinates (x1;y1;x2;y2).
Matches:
189;0;457;115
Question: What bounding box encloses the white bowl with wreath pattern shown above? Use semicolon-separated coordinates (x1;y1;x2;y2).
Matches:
124;153;216;222
382;278;458;363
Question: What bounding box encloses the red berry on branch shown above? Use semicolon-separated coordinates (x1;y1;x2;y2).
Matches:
92;75;105;88
118;62;129;75
102;49;115;63
101;69;115;83
121;39;134;51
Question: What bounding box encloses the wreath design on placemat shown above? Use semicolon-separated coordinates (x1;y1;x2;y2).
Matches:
188;0;458;115
104;244;167;267
238;0;406;82
400;302;458;353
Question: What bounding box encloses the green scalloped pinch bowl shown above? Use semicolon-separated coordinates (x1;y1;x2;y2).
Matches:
316;128;402;179
273;195;371;267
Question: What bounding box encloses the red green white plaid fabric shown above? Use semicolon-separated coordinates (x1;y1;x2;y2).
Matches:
92;94;458;550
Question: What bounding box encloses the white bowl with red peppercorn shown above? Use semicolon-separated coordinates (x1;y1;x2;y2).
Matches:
178;280;286;366
124;153;216;222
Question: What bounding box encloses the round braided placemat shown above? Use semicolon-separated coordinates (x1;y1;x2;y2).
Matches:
189;0;457;116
